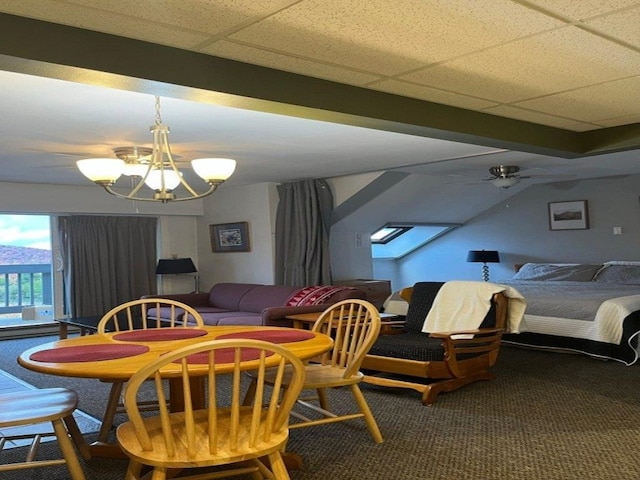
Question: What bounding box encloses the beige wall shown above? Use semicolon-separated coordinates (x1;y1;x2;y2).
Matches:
196;182;279;289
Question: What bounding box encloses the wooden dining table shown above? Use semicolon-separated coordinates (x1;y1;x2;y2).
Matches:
18;325;334;465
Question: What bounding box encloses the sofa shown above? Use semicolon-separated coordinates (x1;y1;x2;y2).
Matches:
147;282;366;326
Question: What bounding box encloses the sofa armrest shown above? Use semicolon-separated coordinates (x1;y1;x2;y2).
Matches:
141;292;210;308
262;304;336;326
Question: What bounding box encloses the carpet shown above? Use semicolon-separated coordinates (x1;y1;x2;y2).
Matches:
0;369;101;449
2;335;640;480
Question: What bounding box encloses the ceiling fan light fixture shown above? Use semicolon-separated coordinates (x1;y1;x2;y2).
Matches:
490;177;519;188
76;158;124;184
76;96;236;203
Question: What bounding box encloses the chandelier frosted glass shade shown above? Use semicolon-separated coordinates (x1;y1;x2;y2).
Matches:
76;158;125;183
76;96;236;203
191;158;237;182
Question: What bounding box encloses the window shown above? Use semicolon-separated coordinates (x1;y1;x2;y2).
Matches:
0;214;53;326
371;223;461;259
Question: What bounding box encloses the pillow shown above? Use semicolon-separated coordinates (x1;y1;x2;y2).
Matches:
382;291;409;316
593;265;640;284
603;261;640;266
512;263;602;282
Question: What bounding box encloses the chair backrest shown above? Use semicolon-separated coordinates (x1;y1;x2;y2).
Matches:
121;339;305;458
311;299;381;378
402;282;506;333
97;298;204;333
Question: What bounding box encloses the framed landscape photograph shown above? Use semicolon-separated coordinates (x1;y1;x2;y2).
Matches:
548;200;589;230
210;222;250;252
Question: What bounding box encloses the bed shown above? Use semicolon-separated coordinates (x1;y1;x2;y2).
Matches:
501;261;640;365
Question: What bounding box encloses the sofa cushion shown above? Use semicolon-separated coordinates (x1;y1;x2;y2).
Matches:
199;311;261;326
237;285;301;313
207;283;262;310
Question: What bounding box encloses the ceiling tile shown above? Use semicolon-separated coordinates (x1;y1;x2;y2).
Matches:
203;40;381;85
526;0;639;20
481;105;589;130
584;6;640;48
225;0;564;76
400;26;640;104
372;79;498;110
515;76;640;122
41;0;298;37
0;0;210;49
596;113;640;128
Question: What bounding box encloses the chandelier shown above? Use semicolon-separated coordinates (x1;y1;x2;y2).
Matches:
77;96;236;202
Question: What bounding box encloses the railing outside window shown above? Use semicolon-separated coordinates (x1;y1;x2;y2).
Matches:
0;264;52;314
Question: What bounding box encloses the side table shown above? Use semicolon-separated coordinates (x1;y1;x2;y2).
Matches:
285;311;404;334
55;316;101;339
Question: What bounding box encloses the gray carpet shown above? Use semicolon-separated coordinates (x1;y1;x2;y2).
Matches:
2;334;640;480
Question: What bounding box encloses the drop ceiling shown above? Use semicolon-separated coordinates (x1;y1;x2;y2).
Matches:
0;0;639;190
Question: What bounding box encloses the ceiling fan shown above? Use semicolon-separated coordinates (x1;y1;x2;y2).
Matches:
485;165;528;188
480;165;576;188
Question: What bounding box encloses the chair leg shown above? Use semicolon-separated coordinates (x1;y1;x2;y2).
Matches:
98;381;123;443
349;384;383;444
268;451;291;480
242;378;258;406
51;417;86;480
316;388;329;410
151;466;168;480
124;460;144;480
63;413;92;460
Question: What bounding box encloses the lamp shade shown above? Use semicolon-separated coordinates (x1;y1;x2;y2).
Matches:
466;250;500;263
156;258;197;274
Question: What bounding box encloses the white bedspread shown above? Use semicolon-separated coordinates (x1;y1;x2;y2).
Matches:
519;294;640;345
422;281;526;334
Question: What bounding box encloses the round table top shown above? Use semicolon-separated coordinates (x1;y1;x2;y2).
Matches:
19;325;333;380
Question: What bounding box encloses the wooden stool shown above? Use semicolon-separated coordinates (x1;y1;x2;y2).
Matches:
0;388;88;480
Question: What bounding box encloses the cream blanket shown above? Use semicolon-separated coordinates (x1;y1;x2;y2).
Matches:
422;281;526;334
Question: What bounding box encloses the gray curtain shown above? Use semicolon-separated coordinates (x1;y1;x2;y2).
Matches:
275;179;333;286
59;215;158;317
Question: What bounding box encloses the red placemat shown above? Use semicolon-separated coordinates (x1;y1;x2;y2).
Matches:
179;348;274;365
216;329;315;343
30;344;149;363
113;328;207;342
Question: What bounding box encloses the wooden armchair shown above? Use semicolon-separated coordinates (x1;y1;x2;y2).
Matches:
362;282;508;405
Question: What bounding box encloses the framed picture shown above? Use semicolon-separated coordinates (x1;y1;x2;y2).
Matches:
209;222;250;252
548;200;589;230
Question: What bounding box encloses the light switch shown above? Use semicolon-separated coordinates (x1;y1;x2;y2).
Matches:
613;227;622;235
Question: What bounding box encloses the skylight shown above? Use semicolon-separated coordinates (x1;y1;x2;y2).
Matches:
371;223;461;259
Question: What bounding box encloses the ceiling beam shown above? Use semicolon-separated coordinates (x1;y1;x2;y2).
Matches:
1;13;638;159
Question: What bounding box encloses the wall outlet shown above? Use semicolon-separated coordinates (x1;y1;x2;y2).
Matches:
613;226;622;235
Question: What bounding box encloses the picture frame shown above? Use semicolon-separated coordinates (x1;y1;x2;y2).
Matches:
548;200;589;230
209;222;250;252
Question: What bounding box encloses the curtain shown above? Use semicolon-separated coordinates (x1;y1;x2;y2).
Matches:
275;179;333;286
59;215;158;317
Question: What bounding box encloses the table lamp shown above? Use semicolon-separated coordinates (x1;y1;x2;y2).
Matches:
156;257;199;293
466;250;500;282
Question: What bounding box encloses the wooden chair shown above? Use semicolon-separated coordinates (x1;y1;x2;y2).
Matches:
95;298;205;444
362;282;508;405
0;387;88;480
116;338;306;480
245;299;383;443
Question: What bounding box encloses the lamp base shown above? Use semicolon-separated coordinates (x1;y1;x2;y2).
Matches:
482;264;490;282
